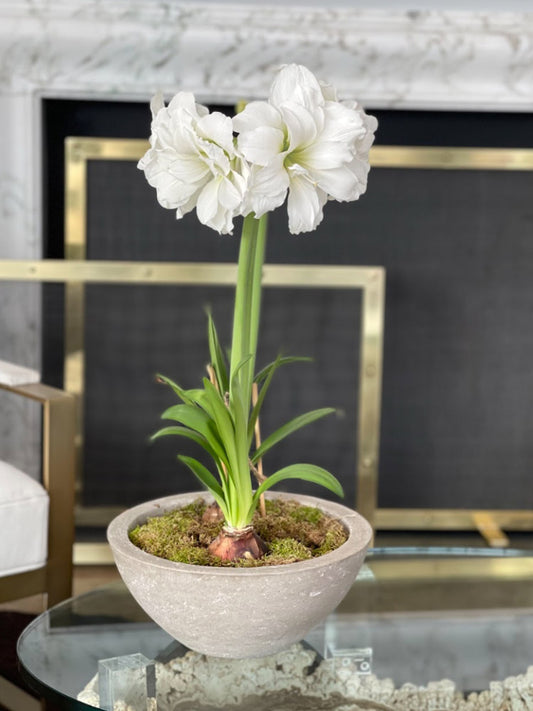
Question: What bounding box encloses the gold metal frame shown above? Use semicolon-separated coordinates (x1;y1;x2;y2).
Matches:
65;137;386;526
3;139;533;549
1;138;386;535
0;259;385;529
0;379;75;605
372;144;533;544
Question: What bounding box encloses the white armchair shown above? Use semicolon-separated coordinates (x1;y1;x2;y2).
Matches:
0;360;76;607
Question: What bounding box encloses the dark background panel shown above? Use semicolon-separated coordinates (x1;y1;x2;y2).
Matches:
42;99;533;512
83;282;360;507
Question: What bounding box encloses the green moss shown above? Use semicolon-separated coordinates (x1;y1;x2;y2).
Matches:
168;546;212;566
129;497;348;568
267;538;313;562
253;499;341;551
314;522;348;556
288;505;323;525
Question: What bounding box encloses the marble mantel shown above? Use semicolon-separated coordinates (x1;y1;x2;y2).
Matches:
1;0;533;474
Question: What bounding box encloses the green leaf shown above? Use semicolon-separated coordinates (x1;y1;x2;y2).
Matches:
156;373;194;405
254;356;313;385
228;373;253;501
178;455;228;515
162;403;211;434
251;407;335;464
156;375;208;410
202;379;240;473
247;353;283;445
151;425;219;462
207;311;229;395
161;403;228;467
185;389;224;422
189;388;216;421
229;372;248;440
249;464;344;517
203;378;235;431
185;389;209;404
231;354;254;382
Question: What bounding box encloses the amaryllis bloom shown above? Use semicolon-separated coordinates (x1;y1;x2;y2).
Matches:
138;92;248;235
233;64;377;234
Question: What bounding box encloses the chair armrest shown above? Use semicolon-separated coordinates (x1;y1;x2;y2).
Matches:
0;377;76;604
0;359;39;386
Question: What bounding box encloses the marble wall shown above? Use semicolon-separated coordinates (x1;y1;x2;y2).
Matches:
1;0;533;477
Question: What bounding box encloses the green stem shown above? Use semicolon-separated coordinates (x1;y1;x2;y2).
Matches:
248;215;268;383
227;213;267;527
229;213;267;410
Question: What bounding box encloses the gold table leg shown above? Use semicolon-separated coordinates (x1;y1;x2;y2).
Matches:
472;511;510;548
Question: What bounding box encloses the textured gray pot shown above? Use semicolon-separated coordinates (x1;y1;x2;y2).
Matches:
107;491;372;659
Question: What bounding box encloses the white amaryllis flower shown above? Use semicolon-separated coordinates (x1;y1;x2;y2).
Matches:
233;64;377;234
138;92;248;235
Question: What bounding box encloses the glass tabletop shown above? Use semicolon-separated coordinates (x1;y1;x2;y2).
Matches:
17;548;533;711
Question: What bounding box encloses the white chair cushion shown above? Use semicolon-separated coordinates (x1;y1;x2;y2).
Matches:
0;359;40;386
0;460;49;576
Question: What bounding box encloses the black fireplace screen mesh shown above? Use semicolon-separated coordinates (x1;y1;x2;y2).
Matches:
83;160;361;508
42;100;533;513
82;157;533;511
83;282;361;507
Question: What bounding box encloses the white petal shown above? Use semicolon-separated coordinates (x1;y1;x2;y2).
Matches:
196;112;235;155
167;92;195;115
154;113;194;156
270;64;325;111
252;154;289;191
321;102;366;144
345;157;371;195
196;136;231;175
231;158;251;206
356;113;379;154
149;92;165;118
167;91;208;120
137;148;152;171
286;175;327;234
175;193;198;219
196;179;237;234
218;175;244;211
150;117;175;150
196;180;222;225
298;141;352;171
154;170;200;205
319;80;337;101
143;148;207;187
233;101;282;133
280;103;320;151
246;157;289;217
312;165;360;202
237;126;285;166
163;154;210;183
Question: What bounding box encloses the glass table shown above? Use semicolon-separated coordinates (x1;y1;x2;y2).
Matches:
17;547;533;710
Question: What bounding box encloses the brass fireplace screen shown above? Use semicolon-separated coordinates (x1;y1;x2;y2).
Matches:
2;139;533;549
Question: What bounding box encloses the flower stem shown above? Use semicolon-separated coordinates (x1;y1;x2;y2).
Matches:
229;213;267;410
226;213;267;528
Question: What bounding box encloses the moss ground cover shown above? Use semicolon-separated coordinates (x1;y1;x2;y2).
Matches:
129;498;348;567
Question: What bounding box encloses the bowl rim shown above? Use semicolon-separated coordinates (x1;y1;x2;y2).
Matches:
107;491;373;577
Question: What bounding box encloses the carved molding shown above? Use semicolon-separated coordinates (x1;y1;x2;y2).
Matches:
1;3;533;108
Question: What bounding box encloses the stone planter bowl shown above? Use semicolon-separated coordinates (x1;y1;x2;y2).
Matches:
107;491;372;659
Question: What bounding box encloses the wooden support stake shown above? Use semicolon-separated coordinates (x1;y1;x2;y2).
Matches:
252;382;267;517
